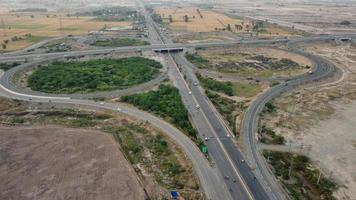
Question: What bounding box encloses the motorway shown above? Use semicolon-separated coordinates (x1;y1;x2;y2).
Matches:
0;1;354;199
2;35;348;63
0;76;227;199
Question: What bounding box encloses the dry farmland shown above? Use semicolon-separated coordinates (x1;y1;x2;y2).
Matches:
0;13;131;51
0;126;146;200
156;7;251;33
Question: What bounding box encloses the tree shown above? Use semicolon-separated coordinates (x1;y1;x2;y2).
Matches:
168;15;173;23
2;43;6;49
183;15;189;22
226;24;232;31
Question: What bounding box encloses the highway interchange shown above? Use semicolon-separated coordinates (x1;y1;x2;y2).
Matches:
0;1;355;199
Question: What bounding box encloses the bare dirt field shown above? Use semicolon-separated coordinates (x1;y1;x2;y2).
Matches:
215;0;356;35
0;126;146;200
263;42;356;199
0;13;131;51
156;7;251;33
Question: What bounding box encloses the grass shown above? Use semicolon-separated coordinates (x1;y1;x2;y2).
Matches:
0;62;20;71
185;53;210;69
220;68;275;78
259;124;285;145
120;85;202;148
232;82;263;98
197;73;262;98
92;38;149;47
263;151;337;200
206;90;246;136
25;35;49;43
28;57;162;94
106;125;190;189
197;73;234;96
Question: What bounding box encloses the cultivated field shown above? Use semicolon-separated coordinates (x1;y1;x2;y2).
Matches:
0;126;146;200
156;7;251;32
0;13;131;51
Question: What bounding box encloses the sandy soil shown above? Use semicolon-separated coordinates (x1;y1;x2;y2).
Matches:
264;42;356;199
0;13;131;51
305;103;356;200
156;7;251;32
0;126;146;200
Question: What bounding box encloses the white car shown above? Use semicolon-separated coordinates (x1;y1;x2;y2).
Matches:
188;91;192;95
193;82;198;86
204;137;209;141
196;104;200;109
99;102;105;105
117;107;122;112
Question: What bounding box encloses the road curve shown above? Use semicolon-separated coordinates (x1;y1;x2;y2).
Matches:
2;35;351;63
242;41;340;200
0;55;168;99
0;70;229;200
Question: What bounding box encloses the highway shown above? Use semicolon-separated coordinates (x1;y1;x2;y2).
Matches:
139;1;263;199
2;35;350;63
242;41;340;200
0;74;227;199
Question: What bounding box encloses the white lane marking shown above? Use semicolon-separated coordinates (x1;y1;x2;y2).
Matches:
0;84;71;100
170;55;254;200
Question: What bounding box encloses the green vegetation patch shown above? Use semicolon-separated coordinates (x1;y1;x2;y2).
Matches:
232;82;262;98
120;85;201;146
197;73;234;96
185;53;210;69
25;35;49;43
259;124;285;145
28;57;162;94
0;62;20;71
206;91;237;135
263;151;337;200
197;73;262;97
93;38;149;47
106;125;191;189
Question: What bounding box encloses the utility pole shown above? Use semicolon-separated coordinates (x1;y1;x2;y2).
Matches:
1;17;6;37
288;140;293;179
59;15;63;35
317;170;322;185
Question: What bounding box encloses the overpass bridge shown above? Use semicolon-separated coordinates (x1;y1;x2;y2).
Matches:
153;47;184;53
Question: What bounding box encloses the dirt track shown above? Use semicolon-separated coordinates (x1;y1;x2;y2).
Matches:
0;126;146;200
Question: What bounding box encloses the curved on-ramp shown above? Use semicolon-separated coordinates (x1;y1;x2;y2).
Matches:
242;41;340;200
0;67;231;200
